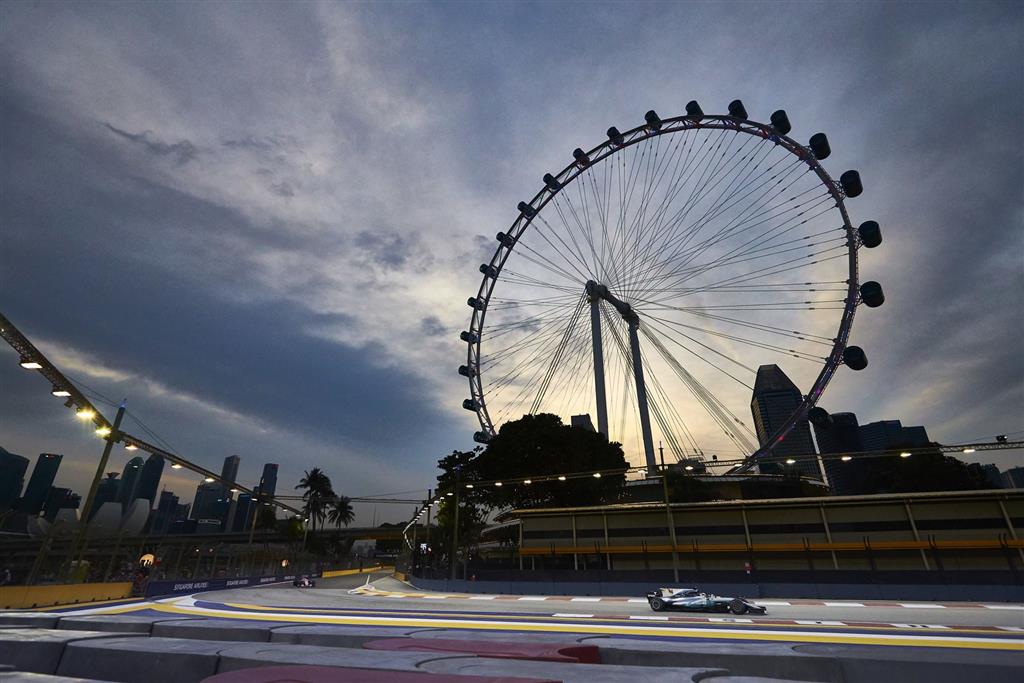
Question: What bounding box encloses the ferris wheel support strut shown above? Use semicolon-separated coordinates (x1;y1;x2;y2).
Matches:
585;280;657;471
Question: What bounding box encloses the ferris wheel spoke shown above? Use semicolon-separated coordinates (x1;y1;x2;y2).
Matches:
620;134;770;299
642;312;827;364
659;197;839;289
641;161;817;292
639;155;811;288
641;326;758;452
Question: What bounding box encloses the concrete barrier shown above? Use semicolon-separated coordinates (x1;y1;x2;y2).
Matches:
320;565;388;578
143;572;318;599
57;615;192;634
152;618;284;642
0;629;145;675
57;636;227;683
0;613;62;628
418;655;726;682
0;583;132;610
0;674;120;682
270;625;426;648
216;642;463;674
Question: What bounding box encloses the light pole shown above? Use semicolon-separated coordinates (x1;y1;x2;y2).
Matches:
659;443;680;583
450;468;461;581
68;400;127;580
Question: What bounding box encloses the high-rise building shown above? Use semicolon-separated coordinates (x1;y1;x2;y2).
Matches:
859;420;930;451
42;487;80;522
21;453;63;515
135;454;165;506
570;414;596;432
1003;467;1024;489
0;446;30;512
221;455;240;486
812;412;863;495
116;457;145;508
979;464;1003;490
191;481;230;528
91;472;120;520
151;490;181;534
750;365;821;480
256;463;278;499
230;492;254;532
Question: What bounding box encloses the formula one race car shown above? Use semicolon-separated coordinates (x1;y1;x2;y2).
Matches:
292;575;316;588
646;587;766;615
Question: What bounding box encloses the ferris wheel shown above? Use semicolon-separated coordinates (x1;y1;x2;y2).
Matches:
458;101;884;472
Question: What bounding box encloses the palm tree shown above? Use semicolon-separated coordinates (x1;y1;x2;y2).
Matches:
295;468;334;532
327;496;355;528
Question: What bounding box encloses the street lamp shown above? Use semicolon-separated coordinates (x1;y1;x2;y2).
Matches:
841;456;853;462
684;465;694;471
51;386;71;397
962;448;976;454
557;476;566;481
19;357;42;369
170;463;183;469
593;472;602;478
785;458;796;465
494;482;502;487
125;444;138;451
523;479;531;485
899;452;912;458
95;426;112;438
76;408;95;420
203;477;215;483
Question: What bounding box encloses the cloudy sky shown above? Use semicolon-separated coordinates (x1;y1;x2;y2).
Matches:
1;1;1021;523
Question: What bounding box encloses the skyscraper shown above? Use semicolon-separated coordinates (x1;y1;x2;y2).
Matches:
21;453;63;515
0;446;30;512
1002;467;1024;489
116;457;145;508
135;454;165;506
221;455;240;486
812;412;863;495
750;365;821;480
256;463;278;498
231;492;254;532
191;481;230;527
151;490;181;534
859;420;930;451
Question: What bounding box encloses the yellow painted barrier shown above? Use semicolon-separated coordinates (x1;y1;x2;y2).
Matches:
320;564;390;578
0;582;133;610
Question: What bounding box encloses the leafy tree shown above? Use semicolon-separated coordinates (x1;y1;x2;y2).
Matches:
454;414;629;510
295;468;334;532
255;504;278;531
327;496;355;528
853;443;987;494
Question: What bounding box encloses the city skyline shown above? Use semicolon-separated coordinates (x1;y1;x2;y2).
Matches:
1;2;1021;525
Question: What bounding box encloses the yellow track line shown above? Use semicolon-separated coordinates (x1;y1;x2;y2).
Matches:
219;600;1017;637
151;602;1024;651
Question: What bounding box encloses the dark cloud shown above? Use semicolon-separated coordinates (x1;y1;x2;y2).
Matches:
420;316;447;337
104;123;199;165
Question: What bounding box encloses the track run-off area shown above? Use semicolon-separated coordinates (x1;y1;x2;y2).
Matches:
49;572;1024;653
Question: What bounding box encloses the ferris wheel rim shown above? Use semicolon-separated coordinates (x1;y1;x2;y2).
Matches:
463;111;862;465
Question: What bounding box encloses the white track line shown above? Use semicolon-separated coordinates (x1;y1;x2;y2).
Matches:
710;617;753;623
468;596;496;600
756;601;791;606
553;613;594;618
629;615;669;621
982;605;1024;610
627;599;648;603
517;597;548;601
997;626;1024;631
796;620;847;626
824;602;864;607
892;623;951;630
899;603;945;609
570;597;601;602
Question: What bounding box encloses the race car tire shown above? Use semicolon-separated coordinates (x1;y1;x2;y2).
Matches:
729;599;748;615
650;597;666;612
